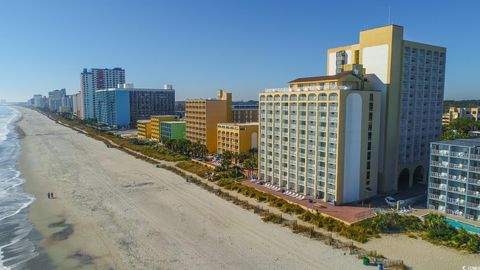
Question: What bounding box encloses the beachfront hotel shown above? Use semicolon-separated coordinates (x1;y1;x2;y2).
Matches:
217;122;258;155
151;115;177;142
232;103;259;123
80;67;125;120
137;120;152;140
326;25;446;193
428;138;480;222
185;90;232;152
160;121;186;140
95;83;175;128
259;65;381;204
72;92;81;117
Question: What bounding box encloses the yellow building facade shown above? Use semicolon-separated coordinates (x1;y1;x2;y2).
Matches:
151;115;177;142
185;90;232;152
442;106;479;125
326;25;446;193
137;120;152;140
259;67;381;204
217;123;258;155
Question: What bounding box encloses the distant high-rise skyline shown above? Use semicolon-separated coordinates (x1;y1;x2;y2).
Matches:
80;68;125;119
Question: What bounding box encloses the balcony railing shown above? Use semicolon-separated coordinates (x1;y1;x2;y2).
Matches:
469;179;480;186
447;186;466;194
449;175;467;183
470;166;480;172
430;172;448;179
449;163;468;170
430;182;447;190
450;151;468;158
318;107;327;112
429;194;445;201
470;154;480;160
430;161;448;168
468;190;480;198
447;197;465;206
431;149;450;156
466;202;480;209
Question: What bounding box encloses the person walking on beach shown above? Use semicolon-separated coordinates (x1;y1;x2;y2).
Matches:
47;192;50;199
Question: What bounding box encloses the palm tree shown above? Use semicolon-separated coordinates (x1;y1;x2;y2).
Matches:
222;151;234;164
423;214;454;241
197;144;208;158
242;158;257;179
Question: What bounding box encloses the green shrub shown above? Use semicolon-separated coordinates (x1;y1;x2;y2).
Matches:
176;161;212;178
261;213;283;224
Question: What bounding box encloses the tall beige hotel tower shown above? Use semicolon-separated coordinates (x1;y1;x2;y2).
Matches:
259;25;446;204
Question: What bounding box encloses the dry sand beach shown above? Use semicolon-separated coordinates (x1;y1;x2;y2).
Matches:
17;107;369;269
16;107;480;270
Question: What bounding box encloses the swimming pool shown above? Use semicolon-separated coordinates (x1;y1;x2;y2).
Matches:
446;218;480;234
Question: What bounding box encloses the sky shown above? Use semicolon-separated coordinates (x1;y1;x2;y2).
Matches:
0;0;478;102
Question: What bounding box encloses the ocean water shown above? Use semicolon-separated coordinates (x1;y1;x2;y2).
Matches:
0;106;38;269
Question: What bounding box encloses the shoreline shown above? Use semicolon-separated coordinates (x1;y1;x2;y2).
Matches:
10;107;56;270
0;106;54;270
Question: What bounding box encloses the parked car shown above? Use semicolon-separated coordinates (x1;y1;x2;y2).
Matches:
385;196;396;207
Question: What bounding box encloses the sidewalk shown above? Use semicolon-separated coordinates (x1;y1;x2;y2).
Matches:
242;181;376;225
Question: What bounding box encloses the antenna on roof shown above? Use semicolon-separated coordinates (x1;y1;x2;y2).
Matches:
388;6;391;25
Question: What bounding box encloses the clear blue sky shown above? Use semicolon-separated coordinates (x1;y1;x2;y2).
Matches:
0;0;478;102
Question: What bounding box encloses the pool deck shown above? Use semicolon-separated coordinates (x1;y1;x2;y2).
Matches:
241;180;376;225
414;208;480;227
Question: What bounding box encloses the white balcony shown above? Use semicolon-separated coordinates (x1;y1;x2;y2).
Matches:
430;182;447;190
448;175;467;183
447;186;466;194
430;171;448;179
430;161;448;168
450;151;468;158
470;166;480;172
449;163;468;170
467;202;480;209
468;190;480;198
447;197;465;206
